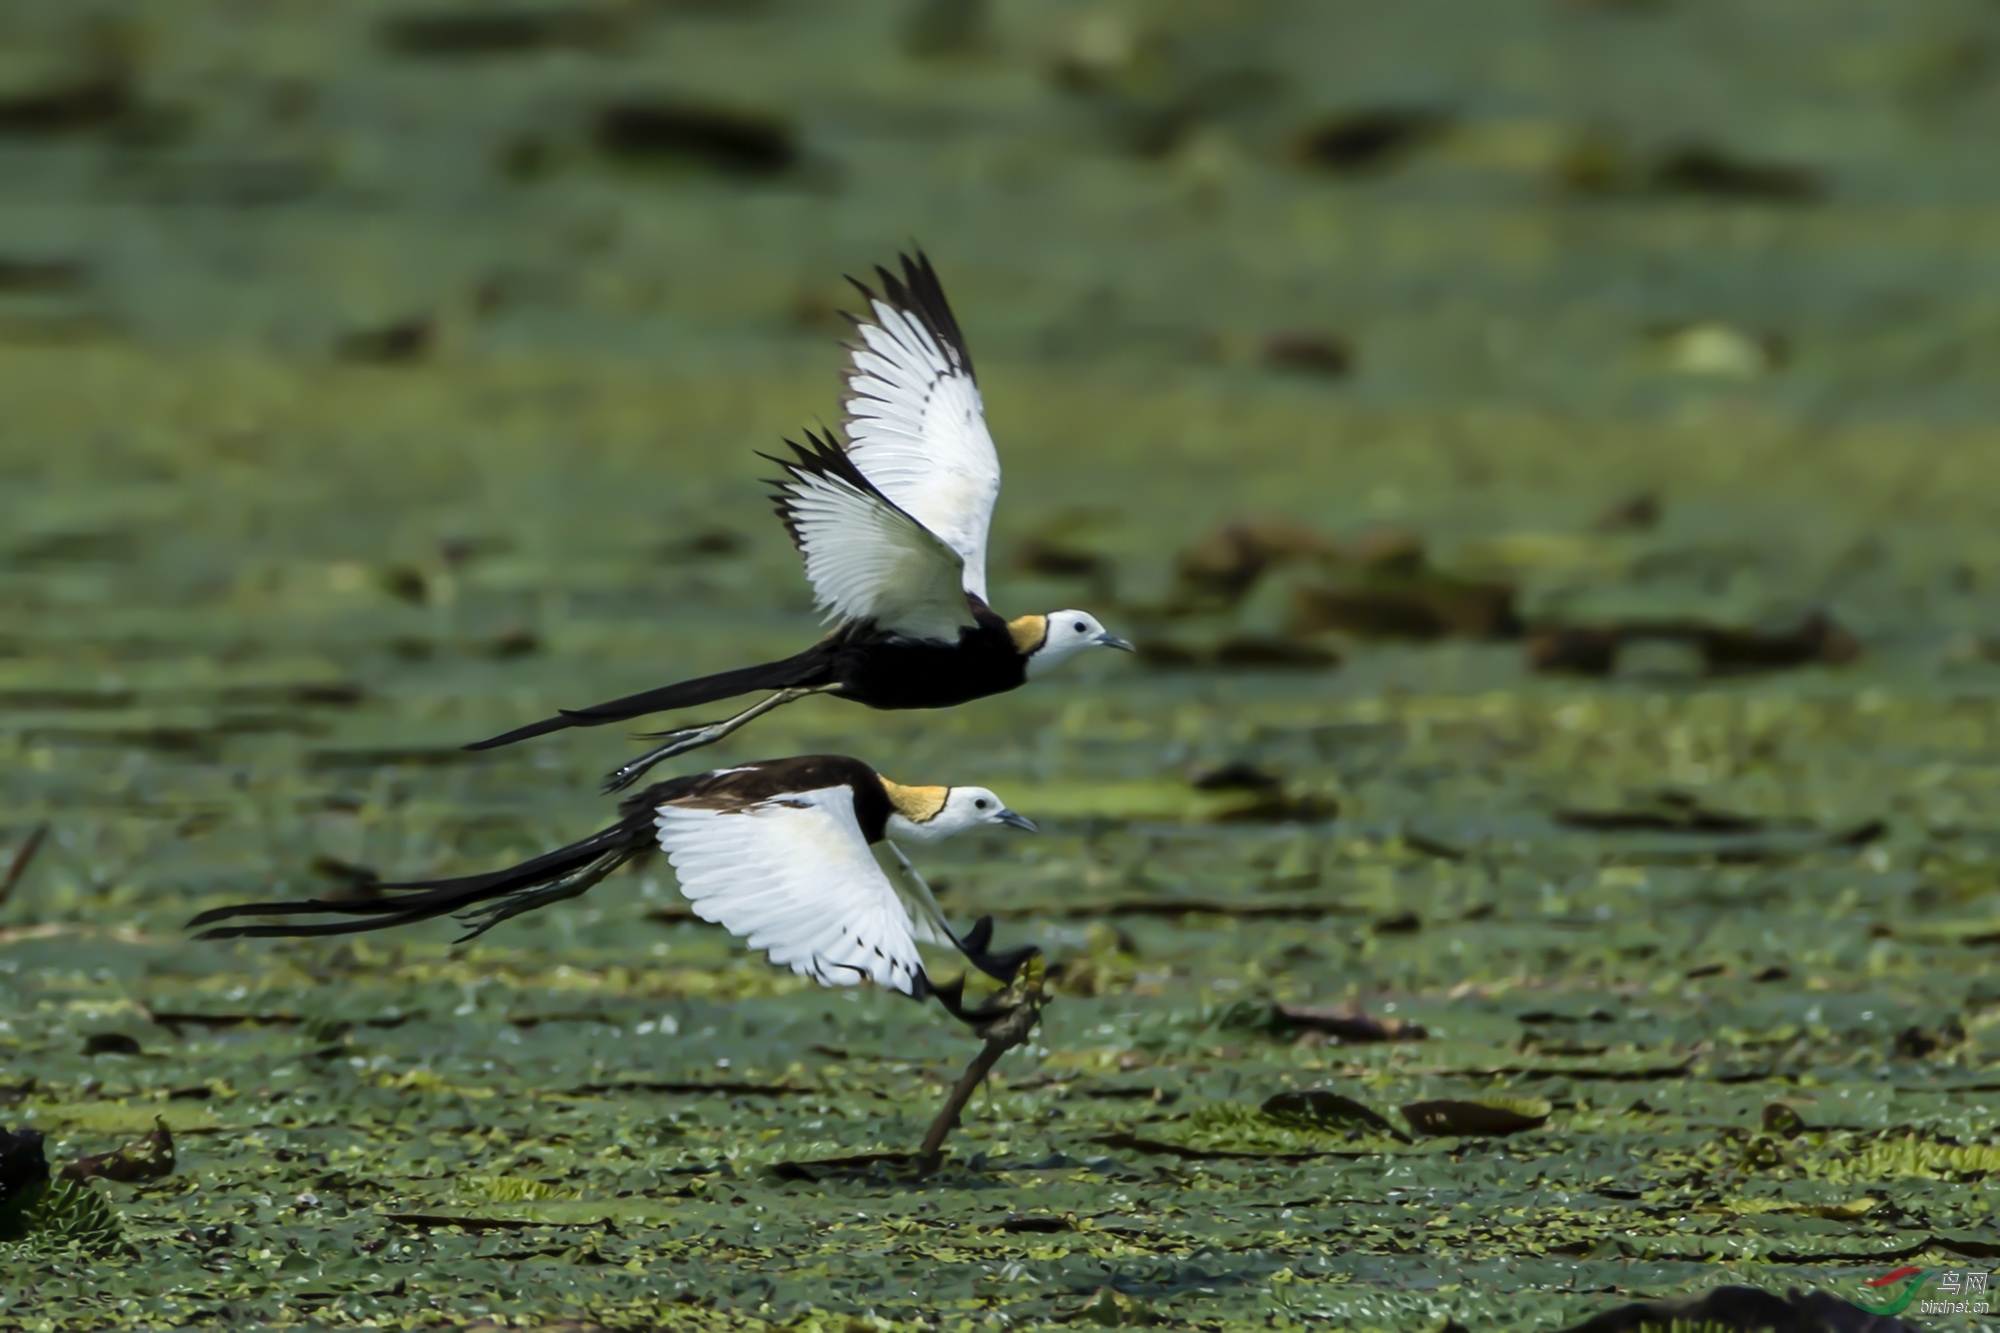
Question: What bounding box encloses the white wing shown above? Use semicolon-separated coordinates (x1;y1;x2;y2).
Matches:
875;840;954;947
655;785;928;996
841;253;1001;603
769;430;975;643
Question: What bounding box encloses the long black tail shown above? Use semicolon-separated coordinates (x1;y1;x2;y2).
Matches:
463;644;835;751
188;811;655;944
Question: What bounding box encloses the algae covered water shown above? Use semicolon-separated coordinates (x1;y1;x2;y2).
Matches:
3;2;1999;1328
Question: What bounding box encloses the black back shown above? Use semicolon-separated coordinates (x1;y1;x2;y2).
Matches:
618;754;891;841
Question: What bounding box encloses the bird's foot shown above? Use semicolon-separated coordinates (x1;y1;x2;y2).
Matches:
604;688;823;792
955;915;1040;985
930;975;1022;1029
602;725;726;793
931;950;1048;1033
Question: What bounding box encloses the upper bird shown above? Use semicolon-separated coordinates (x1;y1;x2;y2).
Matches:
463;251;1132;791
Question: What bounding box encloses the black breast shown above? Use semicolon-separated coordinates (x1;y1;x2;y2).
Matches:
833;610;1026;710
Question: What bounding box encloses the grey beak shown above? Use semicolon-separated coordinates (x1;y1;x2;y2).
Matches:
1096;631;1136;652
995;808;1040;833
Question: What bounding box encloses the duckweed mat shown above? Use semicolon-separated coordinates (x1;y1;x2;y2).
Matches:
5;1;2000;1329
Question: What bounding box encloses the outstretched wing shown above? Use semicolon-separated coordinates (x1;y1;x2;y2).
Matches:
766;429;975;643
655;784;929;996
841;251;1001;603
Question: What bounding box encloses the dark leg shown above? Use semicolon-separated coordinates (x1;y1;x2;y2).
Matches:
880;840;1040;985
602;686;832;792
953;916;1040;986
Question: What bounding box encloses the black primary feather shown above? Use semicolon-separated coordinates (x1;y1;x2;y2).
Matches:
952;914;1038;985
759;426;927;558
843;249;976;380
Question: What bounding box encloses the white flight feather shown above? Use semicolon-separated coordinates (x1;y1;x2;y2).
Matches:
654;786;927;995
844;294;1001;603
782;462;974;642
875;840;954;947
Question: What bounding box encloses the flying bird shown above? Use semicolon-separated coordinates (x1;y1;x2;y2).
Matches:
462;252;1132;791
187;755;1039;1001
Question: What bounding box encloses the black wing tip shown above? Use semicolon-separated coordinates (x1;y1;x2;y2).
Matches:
763;427;887;549
839;246;973;377
759;425;847;469
843;271;880;308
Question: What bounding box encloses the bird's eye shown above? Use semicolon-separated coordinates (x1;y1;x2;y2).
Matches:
1073;621;1087;633
974;798;989;810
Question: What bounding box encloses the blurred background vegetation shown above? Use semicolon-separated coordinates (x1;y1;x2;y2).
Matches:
5;2;2000;1330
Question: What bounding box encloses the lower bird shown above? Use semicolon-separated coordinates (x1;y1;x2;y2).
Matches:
187;755;1038;1003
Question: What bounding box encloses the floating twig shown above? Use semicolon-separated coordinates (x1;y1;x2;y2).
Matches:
0;822;49;908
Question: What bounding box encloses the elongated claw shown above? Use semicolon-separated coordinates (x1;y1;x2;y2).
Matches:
602;687;829;793
602;728;718;793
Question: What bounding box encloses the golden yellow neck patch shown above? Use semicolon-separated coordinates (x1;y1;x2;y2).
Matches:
880;778;948;823
1007;613;1048;654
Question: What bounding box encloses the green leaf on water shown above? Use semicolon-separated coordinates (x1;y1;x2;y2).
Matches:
1137;1099;1427;1156
0;1127;51;1243
454;1174;581;1203
1058;1286;1162;1326
1401;1096;1552;1137
58;1116;174;1184
1833;1134;2000;1181
1877;916;2000;945
1261;1088;1411;1142
1;1177;126;1257
1761;1101;1807;1135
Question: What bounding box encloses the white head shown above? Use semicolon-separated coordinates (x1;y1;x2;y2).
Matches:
880;780;1039;843
1009;610;1134;678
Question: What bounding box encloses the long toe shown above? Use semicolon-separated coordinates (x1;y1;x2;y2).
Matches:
957;915;996;958
969;941;1040;985
930;976;1016;1028
634;723;704;740
602;766;646;795
957;914;1037;984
